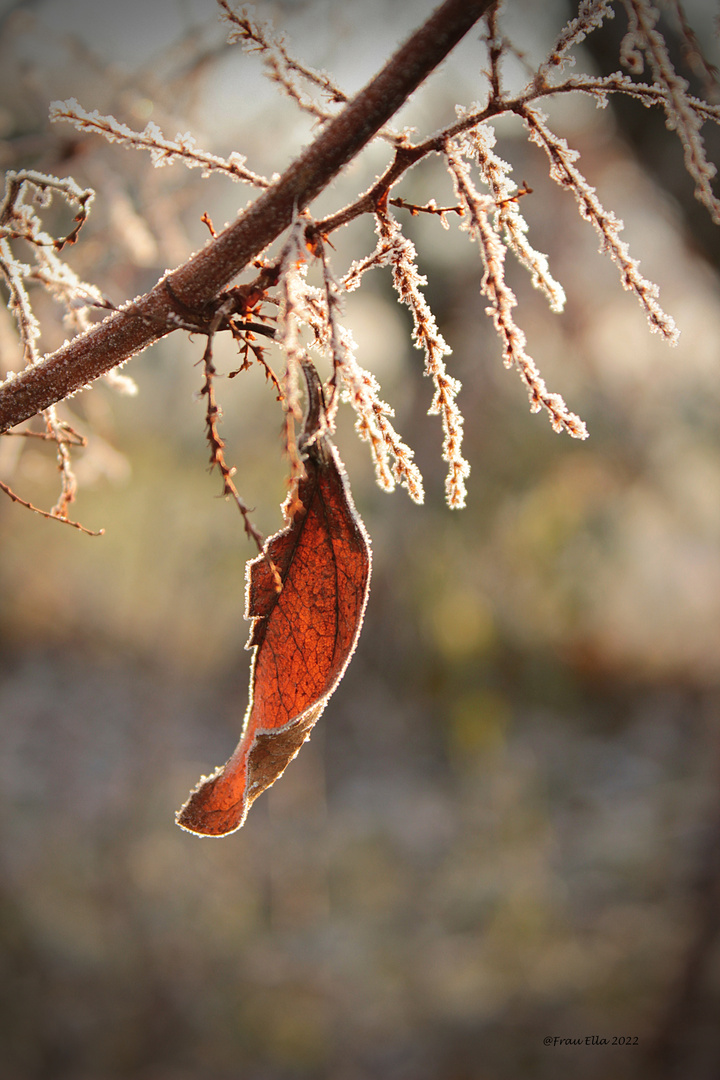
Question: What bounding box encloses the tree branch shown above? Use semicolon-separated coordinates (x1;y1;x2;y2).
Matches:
0;0;494;434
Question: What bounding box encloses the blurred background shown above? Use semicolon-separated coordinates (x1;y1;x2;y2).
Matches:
1;0;720;1077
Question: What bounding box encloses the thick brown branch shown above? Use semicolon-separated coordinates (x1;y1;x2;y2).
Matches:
0;0;493;433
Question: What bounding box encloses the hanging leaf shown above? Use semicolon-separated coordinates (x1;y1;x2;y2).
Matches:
177;368;372;836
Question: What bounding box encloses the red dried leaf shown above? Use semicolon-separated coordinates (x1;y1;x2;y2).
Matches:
176;427;371;837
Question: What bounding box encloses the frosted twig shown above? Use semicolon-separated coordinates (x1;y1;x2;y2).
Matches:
275;225;424;502
276;219;313;491
312;237;424;502
199;333;275;571
1;172;110;343
342;234;410;292
305;288;424;500
46;405;78;520
460;118;566;312
0;424;86;444
218;1;407;145
1;171;109;342
483;3;504;101
0;477;103;535
375;212;470;507
220;2;347;103
276;218;310;408
0;169;94;250
50;99;270;188
0;170;117;531
445;138;588;439
668;0;720;100
522;106;679;342
0;239;41;366
219;1;346;125
314;237;346;423
389;197;463;227
0;247;80;518
339;347;425;503
548;73;720;125
533;0;616;88
620;0;720;223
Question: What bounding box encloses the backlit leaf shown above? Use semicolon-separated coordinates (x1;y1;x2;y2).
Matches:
177;406;371;836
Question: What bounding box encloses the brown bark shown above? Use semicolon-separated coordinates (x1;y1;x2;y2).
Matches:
0;0;493;433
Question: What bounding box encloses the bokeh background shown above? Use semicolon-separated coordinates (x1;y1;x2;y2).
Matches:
1;1;720;1078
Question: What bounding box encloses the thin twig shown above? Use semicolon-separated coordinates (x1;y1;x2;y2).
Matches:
200;334;281;586
389;196;464;223
0;478;103;535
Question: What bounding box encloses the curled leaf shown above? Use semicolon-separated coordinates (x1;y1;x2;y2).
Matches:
177;386;371;836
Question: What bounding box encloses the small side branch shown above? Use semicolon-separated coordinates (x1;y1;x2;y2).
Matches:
521;104;679;342
0;478;103;535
